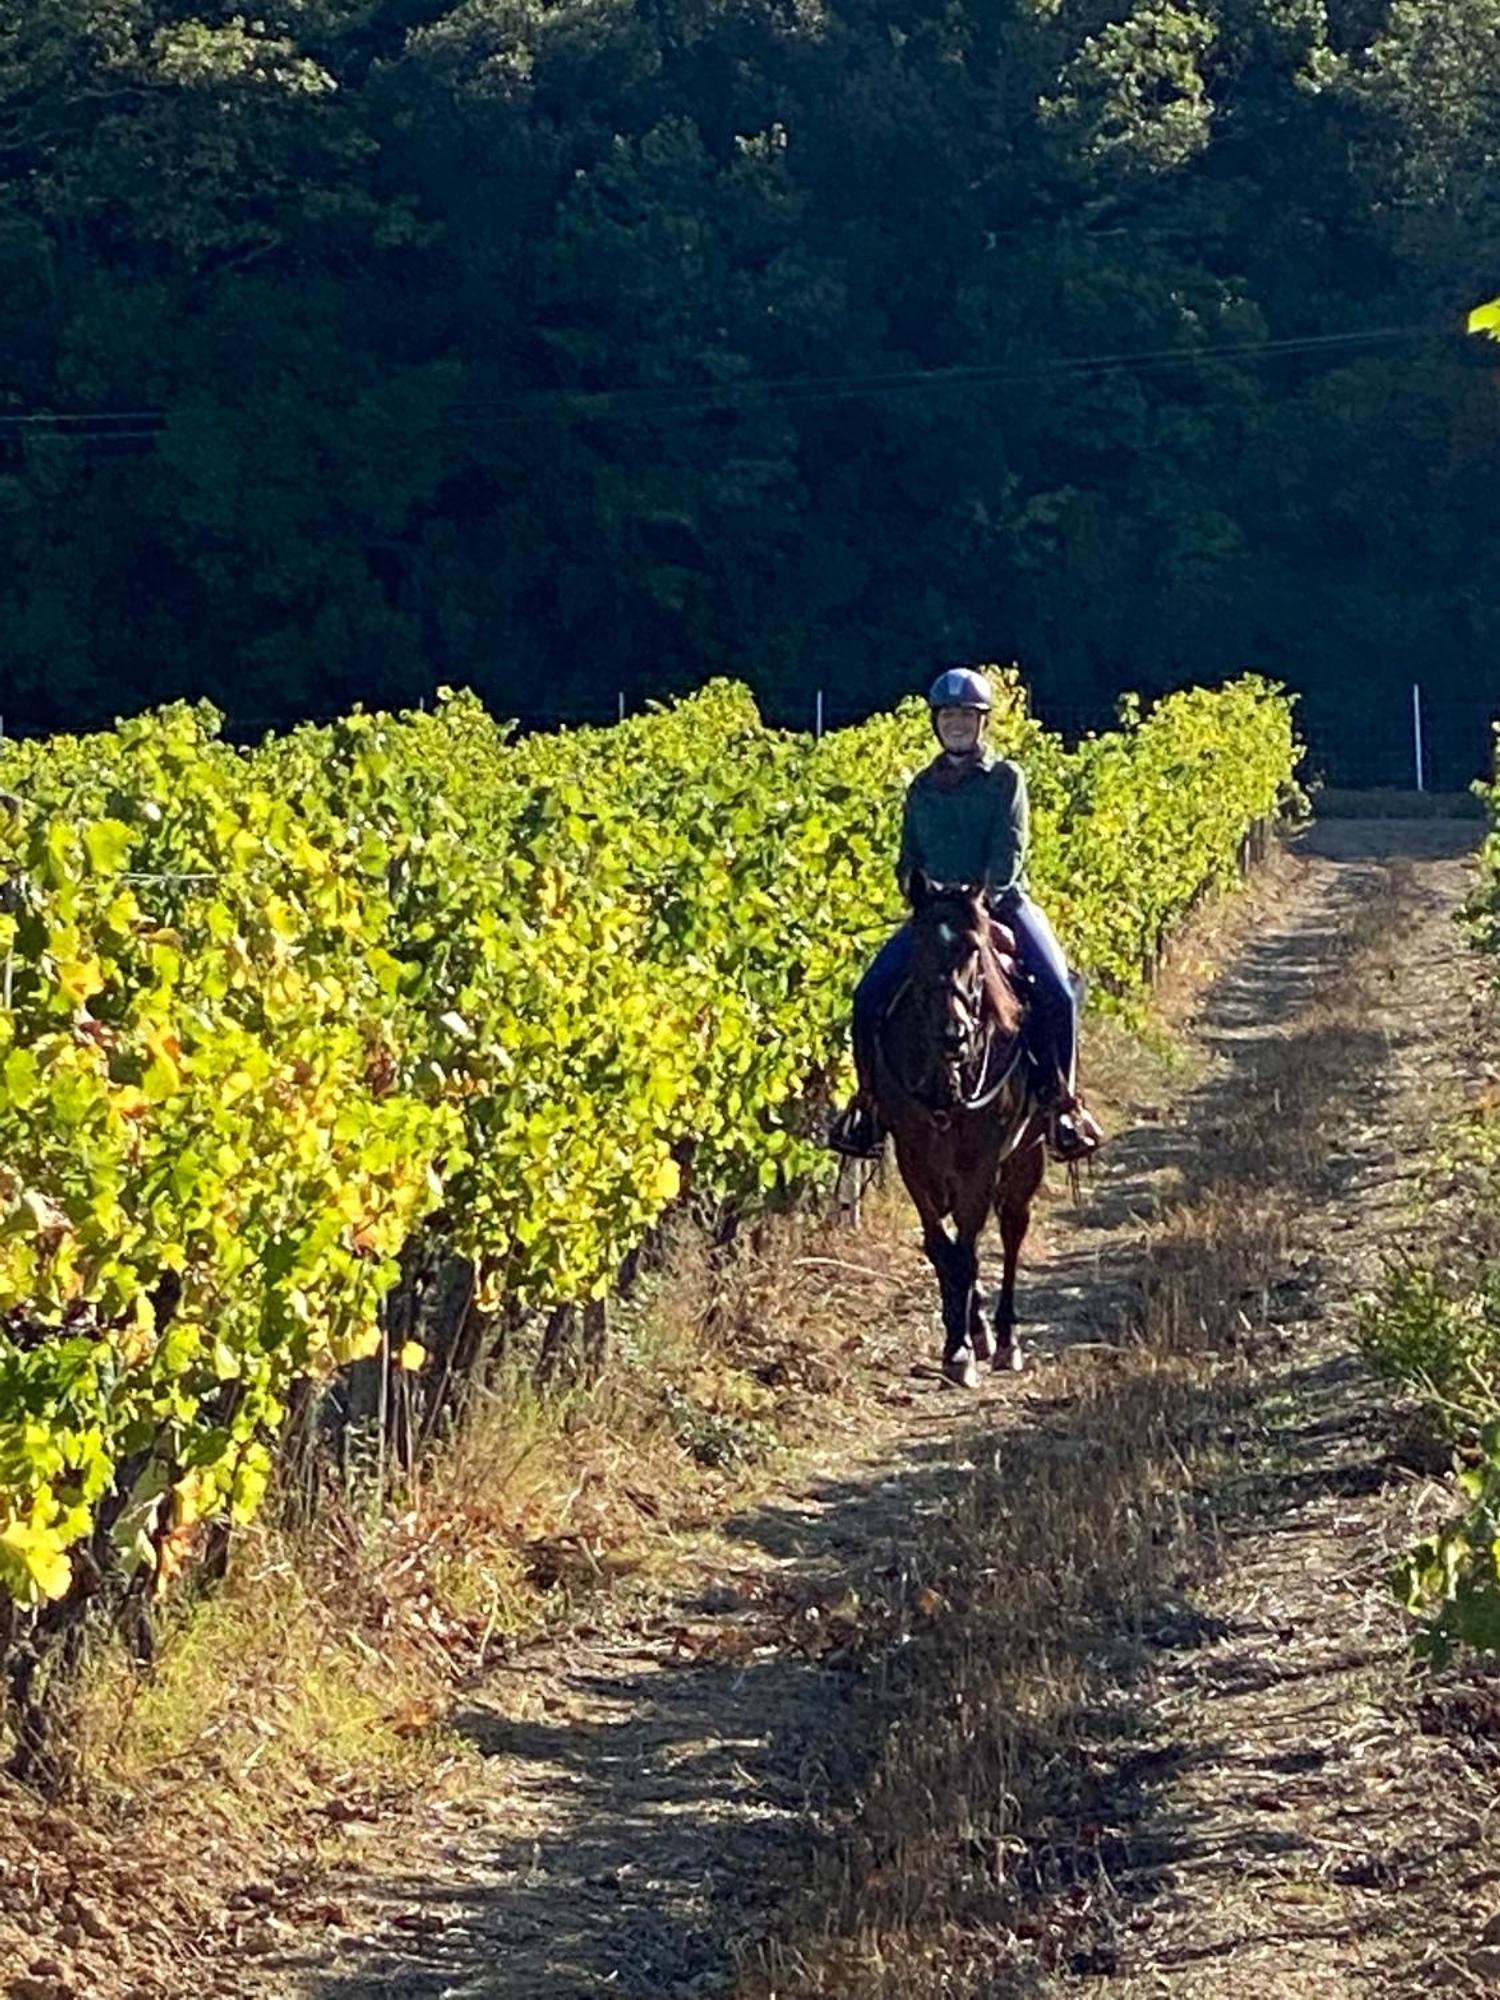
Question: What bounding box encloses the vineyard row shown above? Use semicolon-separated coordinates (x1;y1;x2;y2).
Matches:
0;675;1298;1648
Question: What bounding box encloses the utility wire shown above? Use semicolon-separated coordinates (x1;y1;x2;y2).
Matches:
454;322;1437;422
0;320;1446;442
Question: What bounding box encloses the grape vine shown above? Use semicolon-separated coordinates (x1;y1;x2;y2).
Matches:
0;675;1297;1628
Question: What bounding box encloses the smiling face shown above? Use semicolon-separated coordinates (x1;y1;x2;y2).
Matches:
934;704;986;756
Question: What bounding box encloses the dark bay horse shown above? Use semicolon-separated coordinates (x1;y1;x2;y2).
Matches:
872;878;1047;1387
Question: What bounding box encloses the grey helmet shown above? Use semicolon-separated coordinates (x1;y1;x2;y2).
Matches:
926;667;994;712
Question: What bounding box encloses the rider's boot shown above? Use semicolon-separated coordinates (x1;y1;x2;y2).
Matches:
829;1090;887;1159
1035;1063;1103;1163
1050;1097;1104;1163
830;1017;888;1159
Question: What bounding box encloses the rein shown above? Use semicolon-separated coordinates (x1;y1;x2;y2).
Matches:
881;945;1026;1120
957;1023;1024;1112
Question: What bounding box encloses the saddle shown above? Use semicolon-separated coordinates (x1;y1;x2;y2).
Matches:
880;917;1025;1030
988;919;1020;981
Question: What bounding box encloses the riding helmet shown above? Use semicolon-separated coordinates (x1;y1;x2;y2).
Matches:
926;667;994;712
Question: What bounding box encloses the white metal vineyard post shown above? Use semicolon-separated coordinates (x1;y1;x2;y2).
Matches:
617;690;625;723
815;688;824;740
1412;683;1426;793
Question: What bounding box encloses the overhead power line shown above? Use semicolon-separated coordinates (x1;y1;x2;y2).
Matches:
453;322;1438;424
0;320;1446;444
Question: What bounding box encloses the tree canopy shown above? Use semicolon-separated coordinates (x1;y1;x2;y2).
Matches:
1;0;1497;779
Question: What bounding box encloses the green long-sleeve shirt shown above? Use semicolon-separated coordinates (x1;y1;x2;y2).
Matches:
896;752;1029;902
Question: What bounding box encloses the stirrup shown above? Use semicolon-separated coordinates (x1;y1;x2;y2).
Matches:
828;1102;886;1160
1049;1100;1103;1163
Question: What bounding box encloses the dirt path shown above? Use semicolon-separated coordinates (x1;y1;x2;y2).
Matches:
229;821;1489;2000
1032;820;1500;1999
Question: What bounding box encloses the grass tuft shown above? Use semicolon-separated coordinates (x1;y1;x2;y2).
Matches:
738;861;1412;1996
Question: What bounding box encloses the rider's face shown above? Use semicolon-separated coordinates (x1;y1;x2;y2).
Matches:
935;706;985;756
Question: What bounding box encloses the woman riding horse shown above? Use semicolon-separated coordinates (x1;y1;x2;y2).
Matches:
831;667;1103;1164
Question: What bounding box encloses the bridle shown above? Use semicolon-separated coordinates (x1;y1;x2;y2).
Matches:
886;906;1024;1119
953;1015;1025;1114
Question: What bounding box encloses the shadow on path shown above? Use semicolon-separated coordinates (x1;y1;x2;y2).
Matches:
291;831;1465;2000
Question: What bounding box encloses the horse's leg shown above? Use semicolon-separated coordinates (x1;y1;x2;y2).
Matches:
923;1218;979;1389
939;1227;982;1388
895;1140;978;1388
900;1128;980;1392
969;1289;995;1366
951;1169;994;1376
993;1139;1046;1373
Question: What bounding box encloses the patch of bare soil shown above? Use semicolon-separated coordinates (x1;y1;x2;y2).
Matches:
1027;825;1500;1999
222;1313;1032;1999
8;824;1487;2000
714;826;1498;2000
266;834;1447;1997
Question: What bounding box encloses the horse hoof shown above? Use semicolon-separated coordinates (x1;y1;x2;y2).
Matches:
942;1353;980;1390
971;1323;996;1364
992;1345;1025;1374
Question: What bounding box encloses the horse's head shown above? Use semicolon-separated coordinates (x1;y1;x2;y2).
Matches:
906;876;1023;1106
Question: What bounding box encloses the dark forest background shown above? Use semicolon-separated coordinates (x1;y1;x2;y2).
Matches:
1;1;1497;782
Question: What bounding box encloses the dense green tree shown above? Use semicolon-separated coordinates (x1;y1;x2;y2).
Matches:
0;0;1496;780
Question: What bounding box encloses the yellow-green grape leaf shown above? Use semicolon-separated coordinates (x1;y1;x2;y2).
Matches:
0;1522;73;1603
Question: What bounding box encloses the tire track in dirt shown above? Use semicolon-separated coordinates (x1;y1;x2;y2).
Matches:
235;821;1483;2000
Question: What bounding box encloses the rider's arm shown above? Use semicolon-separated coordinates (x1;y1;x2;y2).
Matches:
983;761;1029;904
896;781;924;898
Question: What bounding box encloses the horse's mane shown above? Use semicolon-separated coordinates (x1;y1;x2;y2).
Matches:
917;887;1025;1038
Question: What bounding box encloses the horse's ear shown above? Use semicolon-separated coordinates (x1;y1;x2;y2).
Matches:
908;870;931;913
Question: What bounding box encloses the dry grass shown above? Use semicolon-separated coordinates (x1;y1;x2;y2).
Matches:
0;842;1312;1997
58;851;1295;1819
137;1221;886;1659
739;872;1403;1997
0;1195;932;1996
